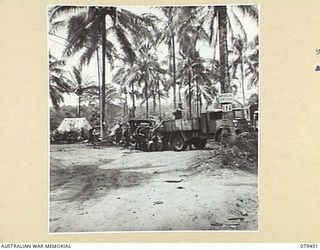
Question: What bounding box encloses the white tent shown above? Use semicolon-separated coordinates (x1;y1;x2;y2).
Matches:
57;117;92;132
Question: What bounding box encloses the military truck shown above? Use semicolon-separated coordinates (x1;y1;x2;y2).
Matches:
160;108;250;151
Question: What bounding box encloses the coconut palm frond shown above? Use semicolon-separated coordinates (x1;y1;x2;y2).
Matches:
229;7;247;42
49;54;65;71
50;85;65;110
112;25;136;64
49;53;71;109
116;11;154;43
63;12;90;57
48;6;85;22
237;5;259;23
49;19;67;34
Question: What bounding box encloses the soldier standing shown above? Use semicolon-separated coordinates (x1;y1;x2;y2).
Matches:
122;124;130;148
173;102;183;119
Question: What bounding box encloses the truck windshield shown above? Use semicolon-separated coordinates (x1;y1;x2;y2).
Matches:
233;109;245;118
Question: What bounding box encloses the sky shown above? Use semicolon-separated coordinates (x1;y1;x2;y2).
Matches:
48;5;259;107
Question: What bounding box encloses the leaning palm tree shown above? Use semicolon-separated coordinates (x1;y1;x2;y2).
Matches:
49;54;70;110
66;66;97;117
49;6;155;136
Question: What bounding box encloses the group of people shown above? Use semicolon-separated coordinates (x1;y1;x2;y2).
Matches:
112;122;162;152
113;123;131;148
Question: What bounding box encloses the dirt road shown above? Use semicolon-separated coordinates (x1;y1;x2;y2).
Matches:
50;144;258;232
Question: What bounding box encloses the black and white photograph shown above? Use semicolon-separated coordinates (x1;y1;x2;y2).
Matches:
48;4;259;232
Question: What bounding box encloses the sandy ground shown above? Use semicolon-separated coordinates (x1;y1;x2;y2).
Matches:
50;144;258;232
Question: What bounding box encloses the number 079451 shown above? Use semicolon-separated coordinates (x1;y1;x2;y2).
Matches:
300;244;318;248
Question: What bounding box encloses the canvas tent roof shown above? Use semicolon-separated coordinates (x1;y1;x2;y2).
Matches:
57;117;92;132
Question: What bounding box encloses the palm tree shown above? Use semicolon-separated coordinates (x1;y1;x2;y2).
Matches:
196;5;258;92
49;6;155;135
49;54;70;110
156;7;180;108
177;52;218;117
170;7;210;117
113;65;144;117
66;66;97;117
142;73;168;116
85;84;119;108
230;35;259;110
157;6;209;109
113;43;165;117
245;35;259;90
195;5;258;144
216;6;238;144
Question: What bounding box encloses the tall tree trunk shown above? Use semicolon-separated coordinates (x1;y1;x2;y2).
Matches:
241;53;246;116
153;86;156;115
131;81;135;116
188;68;192;118
196;81;199;118
131;59;136;117
217;6;236;145
96;48;101;120
100;15;106;138
158;79;161;118
217;6;230;93
124;90;128;117
145;78;148;117
172;35;177;109
78;94;81;117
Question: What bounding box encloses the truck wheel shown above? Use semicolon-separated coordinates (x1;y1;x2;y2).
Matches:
172;134;187;151
194;139;207;150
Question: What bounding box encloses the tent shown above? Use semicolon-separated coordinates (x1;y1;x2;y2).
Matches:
57;117;92;133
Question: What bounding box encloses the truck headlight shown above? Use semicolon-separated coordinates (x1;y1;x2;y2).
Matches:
234;122;238;127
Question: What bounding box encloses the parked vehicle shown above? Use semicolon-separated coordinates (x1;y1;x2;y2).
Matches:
159;108;250;151
128;118;156;135
128;118;157;151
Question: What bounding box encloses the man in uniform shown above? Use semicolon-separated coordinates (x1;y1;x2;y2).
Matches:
173;102;183;119
115;123;123;145
122;124;130;148
89;113;97;144
136;124;149;151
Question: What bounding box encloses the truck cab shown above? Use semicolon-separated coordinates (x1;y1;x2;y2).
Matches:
201;108;250;141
